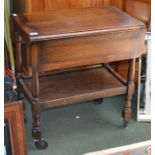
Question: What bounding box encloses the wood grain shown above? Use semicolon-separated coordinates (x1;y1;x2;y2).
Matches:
23;67;126;109
4;102;27;155
14;0;113;12
13;6;146;146
12;7;145;42
12;0;151;82
38;29;144;72
124;0;151;29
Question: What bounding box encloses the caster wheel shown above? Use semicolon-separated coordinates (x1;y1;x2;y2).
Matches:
35;139;48;150
93;98;104;104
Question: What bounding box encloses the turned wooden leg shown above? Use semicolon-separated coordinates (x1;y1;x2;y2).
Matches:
17;86;27;123
15;33;22;76
31;73;48;149
31;98;41;141
31;44;48;149
31;98;47;149
31;98;48;149
15;33;27;122
123;59;135;127
15;33;22;95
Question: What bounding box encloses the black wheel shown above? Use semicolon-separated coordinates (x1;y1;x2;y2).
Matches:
93;98;104;104
35;139;48;150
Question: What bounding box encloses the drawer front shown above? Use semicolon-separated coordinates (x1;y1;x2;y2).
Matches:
37;29;145;72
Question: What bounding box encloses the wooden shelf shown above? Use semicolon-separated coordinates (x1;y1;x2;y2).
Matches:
20;66;127;109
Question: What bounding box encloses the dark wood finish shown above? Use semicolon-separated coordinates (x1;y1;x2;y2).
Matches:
12;7;146;149
12;7;145;73
4;101;27;155
103;64;127;85
37;30;143;72
110;59;140;85
12;7;145;42
15;33;22;75
12;0;151;82
110;0;151;84
123;59;136;126
22;67;127;109
30;44;42;145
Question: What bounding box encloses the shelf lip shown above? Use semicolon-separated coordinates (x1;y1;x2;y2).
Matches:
28;26;144;42
41;87;126;109
20;66;127;109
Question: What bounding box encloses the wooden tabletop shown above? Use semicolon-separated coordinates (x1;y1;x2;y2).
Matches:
12;6;145;42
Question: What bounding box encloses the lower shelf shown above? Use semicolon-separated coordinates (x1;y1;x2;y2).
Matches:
20;66;127;109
